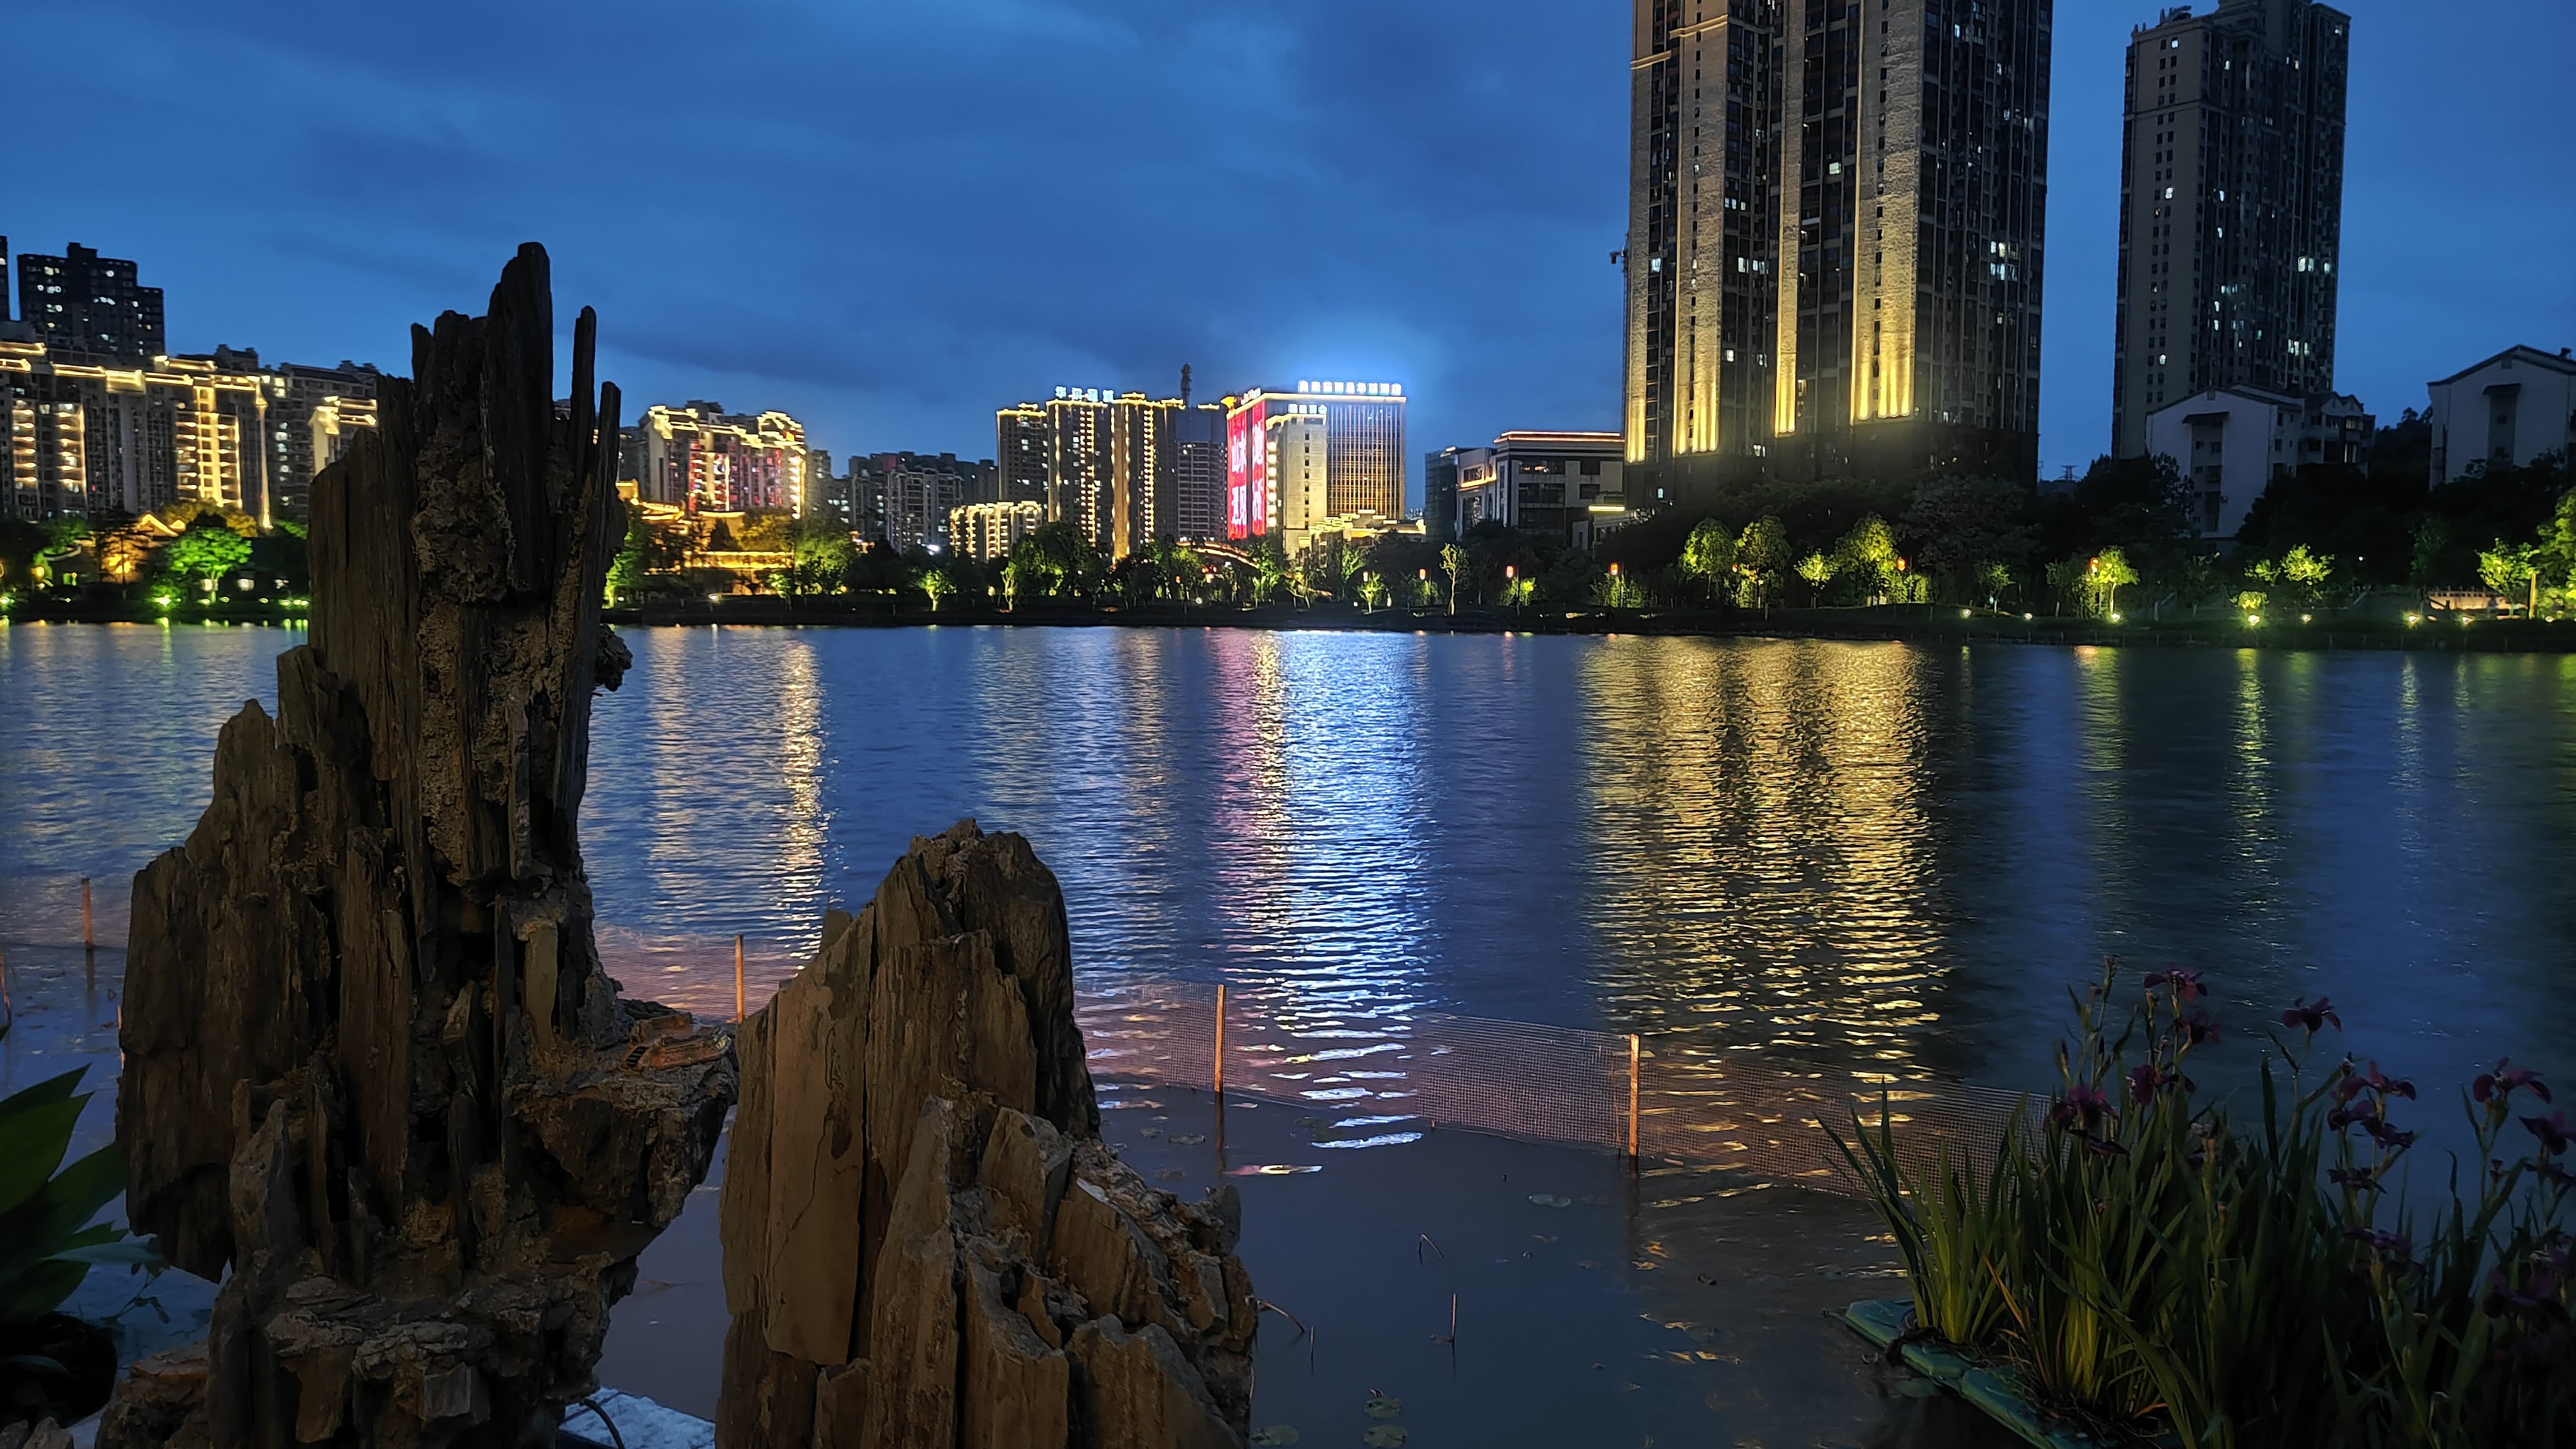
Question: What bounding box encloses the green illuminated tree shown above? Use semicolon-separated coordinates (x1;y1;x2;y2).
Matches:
1735;516;1792;608
1834;514;1907;604
2479;540;2540;616
1439;543;1467;614
1679;518;1737;603
160;523;253;584
2084;547;2140;618
1795;550;1840;605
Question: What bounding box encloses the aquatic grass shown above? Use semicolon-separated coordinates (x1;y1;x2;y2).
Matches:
1833;963;2575;1449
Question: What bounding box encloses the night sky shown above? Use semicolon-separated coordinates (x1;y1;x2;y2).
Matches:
4;1;2567;494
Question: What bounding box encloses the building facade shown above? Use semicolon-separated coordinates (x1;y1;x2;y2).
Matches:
950;500;1046;562
1624;0;1784;472
1223;382;1407;542
2112;0;2351;459
1626;0;2052;488
633;403;809;513
1;339;284;521
870;452;994;552
12;242;165;360
997;403;1050;506
2426;347;2576;486
2145;385;2372;538
998;387;1197;557
1172;402;1228;543
1452;432;1629;550
1422;448;1463;543
242;354;382;518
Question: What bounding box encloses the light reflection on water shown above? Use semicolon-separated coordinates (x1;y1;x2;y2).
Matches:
4;623;2575;1113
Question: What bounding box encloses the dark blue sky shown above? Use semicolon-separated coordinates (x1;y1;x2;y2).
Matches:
4;1;2568;492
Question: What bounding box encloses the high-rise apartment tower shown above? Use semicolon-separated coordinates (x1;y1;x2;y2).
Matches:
13;242;166;359
1626;0;2053;488
2112;0;2349;458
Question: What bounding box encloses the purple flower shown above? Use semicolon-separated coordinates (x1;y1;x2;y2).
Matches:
2127;1063;2174;1105
2329;1167;2379;1191
2526;1111;2575;1158
2475;1060;2552;1107
2483;1263;2567;1318
2083;1135;2132;1159
2048;1081;2115;1133
2144;969;2208;1003
2348;1228;2415;1268
2340;1063;2414;1102
2279;997;2341;1034
2358;1117;2418;1150
2180;1011;2224;1048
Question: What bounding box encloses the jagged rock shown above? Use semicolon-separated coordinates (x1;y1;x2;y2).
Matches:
718;823;1253;1448
100;246;733;1448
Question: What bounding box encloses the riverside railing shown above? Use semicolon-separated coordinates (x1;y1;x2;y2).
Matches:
2;875;2024;1199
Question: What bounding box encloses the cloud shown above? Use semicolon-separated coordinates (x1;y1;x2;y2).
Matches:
5;0;2564;487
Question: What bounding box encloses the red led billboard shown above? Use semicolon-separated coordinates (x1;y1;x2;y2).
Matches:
1226;398;1268;539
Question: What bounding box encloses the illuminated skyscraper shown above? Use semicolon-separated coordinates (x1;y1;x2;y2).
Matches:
1006;387;1191;557
1223;381;1407;542
996;402;1049;506
2112;0;2349;459
1626;0;2052;489
13;242;165;360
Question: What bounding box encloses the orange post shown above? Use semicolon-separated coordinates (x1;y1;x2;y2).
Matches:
82;877;93;948
1626;1035;1641;1168
1213;984;1228;1098
734;935;747;1023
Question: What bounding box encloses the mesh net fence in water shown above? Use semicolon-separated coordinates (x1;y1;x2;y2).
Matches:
1;875;2029;1198
1076;978;2033;1197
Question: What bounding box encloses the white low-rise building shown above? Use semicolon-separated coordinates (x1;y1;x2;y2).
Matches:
2426;346;2576;485
2145;387;2373;540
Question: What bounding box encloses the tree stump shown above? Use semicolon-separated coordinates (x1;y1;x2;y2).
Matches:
104;245;733;1448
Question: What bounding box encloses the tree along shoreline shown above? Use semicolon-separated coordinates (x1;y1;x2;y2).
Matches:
18;596;2567;654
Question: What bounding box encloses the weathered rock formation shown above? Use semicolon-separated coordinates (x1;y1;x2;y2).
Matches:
106;246;733;1448
719;823;1255;1449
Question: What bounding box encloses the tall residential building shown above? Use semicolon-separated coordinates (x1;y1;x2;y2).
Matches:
870;452;996;552
1;339;279;521
997;403;1049;506
1004;387;1190;557
1625;0;2053;488
1422;449;1463;542
245;355;382;519
1223;381;1407;542
1172;402;1228;543
633;402;808;513
13;242;166;360
2112;0;2350;459
1624;0;1784;475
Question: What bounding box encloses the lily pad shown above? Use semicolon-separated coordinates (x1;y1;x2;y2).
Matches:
1526;1193;1573;1209
1250;1428;1301;1445
1362;1395;1401;1419
1169;1134;1207;1146
1140;1128;1164;1139
1361;1428;1407;1447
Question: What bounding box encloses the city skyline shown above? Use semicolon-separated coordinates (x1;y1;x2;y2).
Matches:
0;1;2567;497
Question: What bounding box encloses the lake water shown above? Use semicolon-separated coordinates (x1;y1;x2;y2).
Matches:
11;621;2571;1101
6;620;2573;1443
